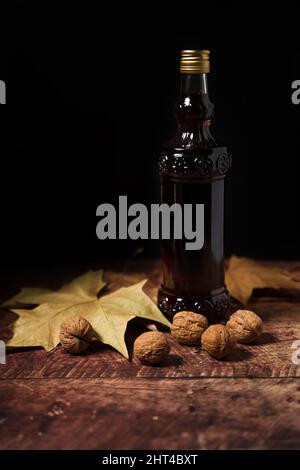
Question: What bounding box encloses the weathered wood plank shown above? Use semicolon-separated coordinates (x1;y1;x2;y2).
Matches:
0;377;300;450
0;320;299;379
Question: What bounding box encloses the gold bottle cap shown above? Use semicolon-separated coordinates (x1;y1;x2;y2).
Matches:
180;50;210;74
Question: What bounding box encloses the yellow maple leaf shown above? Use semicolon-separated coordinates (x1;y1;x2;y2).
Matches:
2;270;106;307
225;256;300;305
4;273;170;358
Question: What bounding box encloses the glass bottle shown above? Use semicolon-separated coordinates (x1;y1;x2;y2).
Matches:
158;50;231;323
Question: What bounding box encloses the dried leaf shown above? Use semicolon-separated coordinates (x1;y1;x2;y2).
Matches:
2;270;106;307
226;256;300;305
5;277;171;358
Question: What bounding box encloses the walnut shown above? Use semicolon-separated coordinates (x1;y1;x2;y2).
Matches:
60;315;94;353
226;309;263;344
171;311;208;345
133;331;170;365
201;324;235;359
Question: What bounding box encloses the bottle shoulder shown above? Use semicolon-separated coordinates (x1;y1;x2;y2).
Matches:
160;142;229;154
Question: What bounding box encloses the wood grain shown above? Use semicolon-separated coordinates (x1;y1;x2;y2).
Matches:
0;378;300;450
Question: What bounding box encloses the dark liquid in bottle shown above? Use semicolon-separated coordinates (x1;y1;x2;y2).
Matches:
158;70;231;323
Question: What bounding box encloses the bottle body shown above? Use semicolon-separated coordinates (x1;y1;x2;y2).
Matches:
158;51;231;323
158;147;231;322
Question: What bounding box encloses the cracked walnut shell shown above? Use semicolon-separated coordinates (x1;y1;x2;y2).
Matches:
201;324;235;359
133;331;170;365
60;315;94;353
171;311;208;345
226;309;263;344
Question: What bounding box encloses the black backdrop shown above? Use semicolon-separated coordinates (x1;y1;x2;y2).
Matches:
1;2;300;269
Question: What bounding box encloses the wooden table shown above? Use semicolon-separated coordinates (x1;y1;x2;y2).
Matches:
0;260;300;450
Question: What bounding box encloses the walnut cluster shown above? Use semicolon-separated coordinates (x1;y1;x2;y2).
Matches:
169;308;263;361
200;309;263;359
58;308;263;366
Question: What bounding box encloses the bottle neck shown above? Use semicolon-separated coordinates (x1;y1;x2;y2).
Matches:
176;73;215;147
180;73;208;95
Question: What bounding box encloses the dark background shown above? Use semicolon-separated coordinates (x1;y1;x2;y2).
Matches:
0;2;299;269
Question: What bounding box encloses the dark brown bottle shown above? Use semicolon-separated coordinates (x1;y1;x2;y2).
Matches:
158;50;231;323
